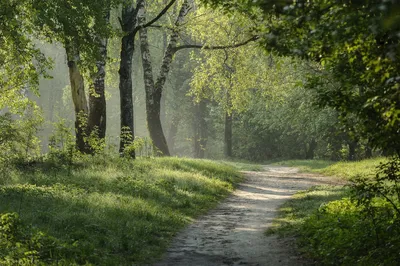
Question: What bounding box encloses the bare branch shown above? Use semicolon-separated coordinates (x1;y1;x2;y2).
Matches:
139;0;177;31
173;35;259;53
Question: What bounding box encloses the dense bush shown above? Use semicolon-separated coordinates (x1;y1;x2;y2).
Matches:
0;212;82;265
297;157;400;264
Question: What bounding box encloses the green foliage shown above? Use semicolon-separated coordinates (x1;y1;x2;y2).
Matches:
0;212;82;265
270;157;400;265
200;0;400;156
261;1;400;154
0;104;43;165
48;118;76;166
299;196;400;265
266;185;349;237
0;1;51;107
0;156;242;265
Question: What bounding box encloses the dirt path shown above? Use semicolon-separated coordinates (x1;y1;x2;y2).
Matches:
154;166;340;266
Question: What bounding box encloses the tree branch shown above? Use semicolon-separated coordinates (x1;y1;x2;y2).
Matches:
133;0;177;35
173;35;259;53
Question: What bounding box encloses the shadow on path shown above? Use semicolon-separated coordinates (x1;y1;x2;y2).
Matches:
154;166;340;266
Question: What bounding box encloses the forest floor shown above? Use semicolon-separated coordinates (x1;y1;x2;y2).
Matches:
154;165;343;266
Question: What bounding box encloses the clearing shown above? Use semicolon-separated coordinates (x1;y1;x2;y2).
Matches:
154;166;342;266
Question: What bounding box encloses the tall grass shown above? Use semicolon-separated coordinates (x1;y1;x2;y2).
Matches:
0;156;242;265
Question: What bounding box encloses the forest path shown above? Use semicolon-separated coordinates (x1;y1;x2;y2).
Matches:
154;166;340;266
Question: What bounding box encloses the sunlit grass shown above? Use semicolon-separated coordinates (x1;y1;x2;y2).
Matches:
268;157;394;264
266;185;349;236
274;157;387;180
272;159;335;171
219;160;263;171
0;156;242;265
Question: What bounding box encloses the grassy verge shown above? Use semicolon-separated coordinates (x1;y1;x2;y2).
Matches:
0;156;242;265
219;160;263;171
269;157;400;264
266;185;350;236
273;157;386;180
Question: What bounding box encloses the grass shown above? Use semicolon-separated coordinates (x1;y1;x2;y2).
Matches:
218;160;263;171
273;157;387;180
267;157;400;264
0;156;242;265
266;185;349;236
269;158;387;235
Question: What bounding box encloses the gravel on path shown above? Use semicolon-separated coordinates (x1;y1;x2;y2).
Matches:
154;166;340;266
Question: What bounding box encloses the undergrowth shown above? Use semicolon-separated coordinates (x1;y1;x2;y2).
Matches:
269;157;400;265
0;156;242;265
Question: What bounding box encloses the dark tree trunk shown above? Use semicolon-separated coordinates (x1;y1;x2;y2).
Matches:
168;115;180;155
147;105;170;156
348;140;358;161
65;42;89;154
306;139;317;159
365;145;373;158
137;1;191;156
118;4;137;158
224;111;233;158
138;22;170;156
88;13;109;141
193;100;208;158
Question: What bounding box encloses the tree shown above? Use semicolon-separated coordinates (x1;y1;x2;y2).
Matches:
117;0;177;157
88;10;111;144
136;1;257;155
32;0;121;153
0;0;50;115
193;99;209;158
202;0;400;155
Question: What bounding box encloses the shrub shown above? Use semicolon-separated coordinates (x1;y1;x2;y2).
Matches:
298;157;400;264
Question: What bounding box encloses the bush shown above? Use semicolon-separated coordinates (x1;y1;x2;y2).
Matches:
0;212;83;265
297;157;400;265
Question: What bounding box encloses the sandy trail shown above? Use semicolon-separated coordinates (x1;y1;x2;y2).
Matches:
154;166;340;266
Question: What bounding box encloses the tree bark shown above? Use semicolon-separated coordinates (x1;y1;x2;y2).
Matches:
138;22;170;156
365;145;373;158
88;12;109;142
168;115;180;155
224;111;233;158
118;3;138;158
305;138;317;159
65;41;89;153
194;100;208;158
348;140;358;161
137;1;191;156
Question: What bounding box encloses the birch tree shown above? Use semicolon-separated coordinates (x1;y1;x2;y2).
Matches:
33;0;120;153
136;1;257;156
117;0;176;157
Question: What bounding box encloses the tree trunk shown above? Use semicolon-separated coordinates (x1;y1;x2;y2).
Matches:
138;24;170;156
138;3;190;156
194;100;208;158
118;4;137;158
224;111;233;158
365;146;372;158
88;12;109;142
65;41;89;153
168;115;180;155
306;138;317;159
348;140;358;161
137;0;191;156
